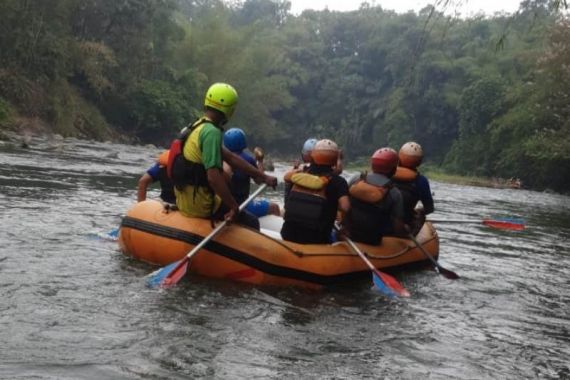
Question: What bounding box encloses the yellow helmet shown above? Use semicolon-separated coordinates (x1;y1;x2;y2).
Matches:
204;83;238;120
399;142;423;169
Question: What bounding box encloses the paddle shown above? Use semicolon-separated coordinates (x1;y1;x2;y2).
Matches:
429;217;525;231
146;184;268;289
408;232;459;280
335;225;410;298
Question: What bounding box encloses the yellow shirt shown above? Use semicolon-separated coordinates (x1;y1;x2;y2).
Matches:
175;121;223;218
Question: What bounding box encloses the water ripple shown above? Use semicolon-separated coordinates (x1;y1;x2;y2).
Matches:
0;139;569;379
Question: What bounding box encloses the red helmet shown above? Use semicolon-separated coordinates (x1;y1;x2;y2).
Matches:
399;142;423;169
371;148;399;176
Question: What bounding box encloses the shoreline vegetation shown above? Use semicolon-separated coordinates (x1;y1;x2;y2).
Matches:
422;168;522;190
0;1;569;193
345;162;524;190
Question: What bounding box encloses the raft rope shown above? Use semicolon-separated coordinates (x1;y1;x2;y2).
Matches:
122;216;437;262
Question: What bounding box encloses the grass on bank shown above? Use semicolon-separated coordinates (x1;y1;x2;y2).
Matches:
345;160;510;189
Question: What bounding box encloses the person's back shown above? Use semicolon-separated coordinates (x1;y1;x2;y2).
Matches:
171;116;224;218
392;142;433;231
168;83;277;229
230;151;257;204
281;139;349;244
223;128;280;217
347;148;404;245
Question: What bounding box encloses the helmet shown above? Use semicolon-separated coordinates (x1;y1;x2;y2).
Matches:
302;138;318;155
311;139;339;166
204;83;238;120
399;142;423;169
371;147;399;176
223;128;247;153
157;150;170;166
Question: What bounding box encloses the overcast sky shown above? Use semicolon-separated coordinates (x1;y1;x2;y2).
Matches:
289;0;522;16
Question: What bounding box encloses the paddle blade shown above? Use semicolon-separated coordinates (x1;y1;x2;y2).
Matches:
94;227;119;241
377;271;411;297
435;265;460;280
483;219;525;231
371;272;397;298
146;259;188;289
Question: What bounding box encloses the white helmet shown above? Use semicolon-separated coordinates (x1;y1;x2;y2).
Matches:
399;142;423;169
311;139;339;166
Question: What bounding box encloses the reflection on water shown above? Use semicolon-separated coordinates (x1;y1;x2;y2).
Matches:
0;136;569;379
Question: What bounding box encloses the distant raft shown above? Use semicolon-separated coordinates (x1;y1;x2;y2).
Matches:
119;200;439;289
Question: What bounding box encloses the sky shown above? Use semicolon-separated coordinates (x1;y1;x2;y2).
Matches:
289;0;522;16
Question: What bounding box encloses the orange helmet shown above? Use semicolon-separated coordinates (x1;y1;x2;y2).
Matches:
371;148;398;176
399;142;423;169
157;150;170;166
311;139;339;166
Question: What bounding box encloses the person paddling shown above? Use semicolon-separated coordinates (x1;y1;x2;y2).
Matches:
391;142;434;234
346;148;406;245
222;127;280;217
281;139;350;244
168;83;277;229
284;138;318;201
137;150;176;204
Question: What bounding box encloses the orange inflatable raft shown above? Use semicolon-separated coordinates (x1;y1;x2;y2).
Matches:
119;200;439;289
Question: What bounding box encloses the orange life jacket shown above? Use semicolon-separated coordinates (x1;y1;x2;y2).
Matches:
392;166;420;223
349;179;389;203
347;174;393;245
392;166;418;182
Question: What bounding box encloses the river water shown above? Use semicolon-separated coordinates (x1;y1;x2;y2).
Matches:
0;136;568;379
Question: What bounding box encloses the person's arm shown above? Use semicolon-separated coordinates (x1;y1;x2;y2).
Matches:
200;125;239;221
207;168;239;215
222;147;277;187
337;195;351;219
333;149;344;175
336;177;351;221
137;173;153;202
256;159;265;173
390;188;408;235
222;161;233;184
254;147;265;172
417;175;434;215
336;189;351;238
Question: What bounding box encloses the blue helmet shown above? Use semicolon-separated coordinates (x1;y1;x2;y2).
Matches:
302;138;318;155
224;128;247;153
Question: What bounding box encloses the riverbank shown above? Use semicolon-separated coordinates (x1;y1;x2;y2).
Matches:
422;167;522;189
0;117;139;146
345;161;522;190
0;130;525;191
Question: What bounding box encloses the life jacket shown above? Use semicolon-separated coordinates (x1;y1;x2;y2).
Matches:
393;166;418;182
349;176;390;203
167;117;215;191
392;166;419;223
157;166;176;204
283;171;330;231
347;174;393;245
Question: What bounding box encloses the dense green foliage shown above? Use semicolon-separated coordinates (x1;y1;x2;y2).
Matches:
0;0;568;191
